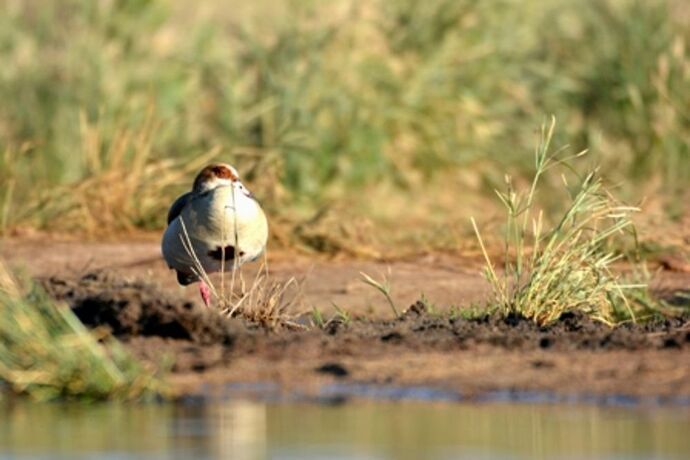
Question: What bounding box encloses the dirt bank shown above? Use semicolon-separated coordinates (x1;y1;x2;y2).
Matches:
40;269;690;402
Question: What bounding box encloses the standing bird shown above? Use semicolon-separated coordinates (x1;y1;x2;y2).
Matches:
161;163;268;307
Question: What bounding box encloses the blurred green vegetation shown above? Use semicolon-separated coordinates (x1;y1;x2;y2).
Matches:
0;260;165;401
0;0;688;243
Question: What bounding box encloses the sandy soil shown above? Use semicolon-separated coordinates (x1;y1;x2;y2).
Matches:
1;237;489;317
3;237;690;402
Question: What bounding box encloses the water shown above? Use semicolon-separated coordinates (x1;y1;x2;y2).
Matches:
1;399;690;460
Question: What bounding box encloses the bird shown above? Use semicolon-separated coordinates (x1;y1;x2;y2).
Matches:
161;163;268;307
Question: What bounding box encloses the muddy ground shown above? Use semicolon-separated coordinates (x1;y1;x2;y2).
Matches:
3;237;690;402
1;237;489;316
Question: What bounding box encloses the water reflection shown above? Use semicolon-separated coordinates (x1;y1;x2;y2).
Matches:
1;399;689;459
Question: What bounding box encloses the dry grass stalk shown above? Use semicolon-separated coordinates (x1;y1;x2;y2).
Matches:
223;268;304;331
360;269;400;318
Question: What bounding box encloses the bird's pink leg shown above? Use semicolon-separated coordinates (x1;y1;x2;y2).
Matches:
199;280;212;308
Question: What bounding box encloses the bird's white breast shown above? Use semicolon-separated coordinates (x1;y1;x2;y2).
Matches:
161;186;268;275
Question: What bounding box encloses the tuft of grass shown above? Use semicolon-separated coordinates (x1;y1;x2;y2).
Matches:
310;304;353;330
448;304;489;321
333;303;352;325
310;307;325;328
222;272;304;331
178;210;303;331
0;260;165;401
331;303;352;326
472;118;646;326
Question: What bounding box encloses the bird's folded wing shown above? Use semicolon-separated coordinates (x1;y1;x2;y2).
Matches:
166;192;193;224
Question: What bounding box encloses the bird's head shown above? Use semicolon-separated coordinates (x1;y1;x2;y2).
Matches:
192;163;253;198
192;163;239;194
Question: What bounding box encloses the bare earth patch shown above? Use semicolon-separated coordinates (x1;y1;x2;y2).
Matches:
3;237;690;402
1;237;488;317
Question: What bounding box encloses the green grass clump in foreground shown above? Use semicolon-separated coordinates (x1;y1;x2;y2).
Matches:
0;261;166;401
473;118;646;326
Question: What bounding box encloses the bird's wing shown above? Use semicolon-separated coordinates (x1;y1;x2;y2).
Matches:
166;192;193;224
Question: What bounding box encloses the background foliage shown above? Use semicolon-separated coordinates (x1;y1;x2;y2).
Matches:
0;0;688;249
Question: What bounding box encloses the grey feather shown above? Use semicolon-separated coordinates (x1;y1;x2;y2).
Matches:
166;192;193;224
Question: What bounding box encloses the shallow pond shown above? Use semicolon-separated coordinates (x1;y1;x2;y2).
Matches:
1;399;690;459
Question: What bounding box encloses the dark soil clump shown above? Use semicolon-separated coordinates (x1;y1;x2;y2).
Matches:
308;307;690;352
41;271;238;345
40;272;690;354
41;272;690;354
315;363;350;378
449;310;690;351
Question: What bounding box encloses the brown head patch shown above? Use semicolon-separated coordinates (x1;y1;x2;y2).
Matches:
193;164;239;193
